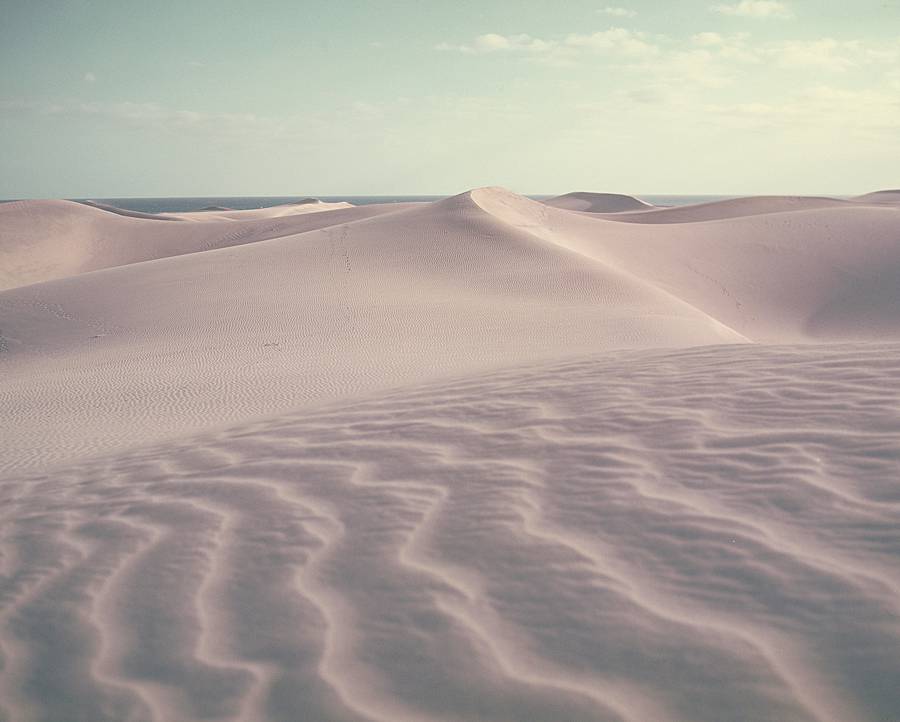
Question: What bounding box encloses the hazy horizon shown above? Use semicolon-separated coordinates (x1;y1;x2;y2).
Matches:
0;190;876;203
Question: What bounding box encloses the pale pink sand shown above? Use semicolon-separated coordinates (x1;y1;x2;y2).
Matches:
542;192;655;213
1;189;899;721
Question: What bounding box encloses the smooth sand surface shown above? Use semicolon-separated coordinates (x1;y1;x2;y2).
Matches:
852;189;900;204
1;188;899;721
542;192;655;213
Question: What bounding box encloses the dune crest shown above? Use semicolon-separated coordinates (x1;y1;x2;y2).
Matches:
0;198;385;289
543;191;654;213
597;195;853;223
852;189;900;203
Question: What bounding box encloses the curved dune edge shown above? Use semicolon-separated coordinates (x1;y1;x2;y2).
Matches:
593;195;857;223
851;189;900;203
0;198;395;290
2;188;896;290
1;343;899;721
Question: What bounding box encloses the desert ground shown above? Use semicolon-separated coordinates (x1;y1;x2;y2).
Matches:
1;188;899;721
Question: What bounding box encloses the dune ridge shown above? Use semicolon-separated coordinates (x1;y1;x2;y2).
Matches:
542;191;654;213
0;198;401;290
2;187;900;721
851;189;900;203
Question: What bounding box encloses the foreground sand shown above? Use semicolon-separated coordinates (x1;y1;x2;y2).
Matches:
1;189;899;721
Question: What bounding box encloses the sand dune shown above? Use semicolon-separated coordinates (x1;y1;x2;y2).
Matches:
852;189;900;203
542;192;654;213
0;199;401;290
0;188;745;473
595;195;854;223
2;187;900;721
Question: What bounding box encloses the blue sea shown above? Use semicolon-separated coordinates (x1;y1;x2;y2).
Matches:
50;194;735;213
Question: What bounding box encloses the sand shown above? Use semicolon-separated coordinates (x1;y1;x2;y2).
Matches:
1;188;899;721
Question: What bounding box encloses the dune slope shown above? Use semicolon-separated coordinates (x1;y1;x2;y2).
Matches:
0;199;397;290
0;189;743;473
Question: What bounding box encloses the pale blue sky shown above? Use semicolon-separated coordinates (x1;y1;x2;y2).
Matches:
2;0;898;197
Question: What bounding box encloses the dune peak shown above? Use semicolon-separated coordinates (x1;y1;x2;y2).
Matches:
544;192;654;213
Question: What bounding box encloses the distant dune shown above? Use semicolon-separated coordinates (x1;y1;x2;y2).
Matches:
595;195;860;223
1;187;899;721
0;198;383;289
542;191;655;213
852;188;900;203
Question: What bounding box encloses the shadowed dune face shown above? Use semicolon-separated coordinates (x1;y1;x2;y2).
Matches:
2;188;900;721
1;343;899;722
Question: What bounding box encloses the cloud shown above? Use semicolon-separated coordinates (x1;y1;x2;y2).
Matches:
769;39;863;71
598;6;637;17
711;1;793;18
433;26;899;93
692;32;725;46
690;31;760;62
629;48;737;87
435;33;551;54
436;28;657;59
564;28;660;57
84;72;96;83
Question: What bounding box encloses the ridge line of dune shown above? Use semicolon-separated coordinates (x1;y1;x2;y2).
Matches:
465;187;751;343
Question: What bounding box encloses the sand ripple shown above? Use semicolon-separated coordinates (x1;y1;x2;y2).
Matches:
1;343;898;721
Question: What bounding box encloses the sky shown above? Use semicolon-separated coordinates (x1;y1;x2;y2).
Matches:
2;0;899;197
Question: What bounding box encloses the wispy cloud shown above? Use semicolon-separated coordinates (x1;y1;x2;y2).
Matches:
433;25;900;94
711;1;793;19
564;29;660;57
688;34;897;71
772;39;866;71
84;72;96;83
598;6;637;17
436;28;660;63
435;33;551;54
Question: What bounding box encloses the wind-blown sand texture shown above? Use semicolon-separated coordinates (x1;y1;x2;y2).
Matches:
1;188;899;721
